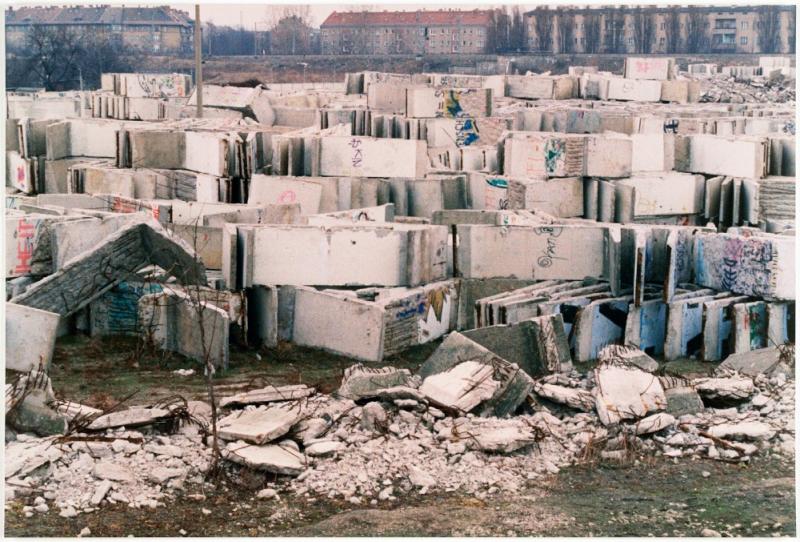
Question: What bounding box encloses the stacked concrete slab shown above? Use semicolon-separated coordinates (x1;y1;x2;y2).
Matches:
5;57;795;373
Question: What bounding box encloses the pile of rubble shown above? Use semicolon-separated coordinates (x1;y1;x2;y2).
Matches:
5;344;794;517
698;74;796;105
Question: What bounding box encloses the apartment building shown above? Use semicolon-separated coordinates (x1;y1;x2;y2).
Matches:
524;5;795;55
5;5;193;55
320;9;494;55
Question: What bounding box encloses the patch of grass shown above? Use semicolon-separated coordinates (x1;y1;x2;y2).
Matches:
40;335;438;408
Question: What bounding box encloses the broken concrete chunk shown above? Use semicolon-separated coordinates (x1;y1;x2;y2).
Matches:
419;361;501;413
634;413;676;435
5;438;63;480
360;402;388;432
219;384;315;408
6;371;67;437
419;331;535;417
218;406;302;445
93;462;134;482
593;365;667;426
373;386;427;403
305;440;345;457
707;421;776;441
292;417;332;445
694;377;755;405
598;345;659;373
664;386;705;416
449;418;539;453
532;382;595;411
148;467;187;484
469;426;538;453
54;401;103;419
336;364;414;401
143;443;184;458
716;347;786;378
222;441;306;476
407;465;436;488
90;480;113;506
87;407;172;431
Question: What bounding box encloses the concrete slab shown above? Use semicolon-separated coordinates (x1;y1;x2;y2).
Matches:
5;303;60;372
218;406;302;445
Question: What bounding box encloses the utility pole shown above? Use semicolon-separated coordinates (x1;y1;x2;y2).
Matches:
194;4;203;117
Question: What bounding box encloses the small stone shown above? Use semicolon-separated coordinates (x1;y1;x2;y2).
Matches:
257;488;277;500
360;402;388;432
91;480;113;506
305;440;345;457
148;467;186;484
59;506;78;518
701;528;721;537
702;471;711;478
407;466;436;488
378;487;393;501
202;508;211;515
79;527;91;537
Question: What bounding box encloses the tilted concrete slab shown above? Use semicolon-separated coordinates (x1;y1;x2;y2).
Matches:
10;221;206;317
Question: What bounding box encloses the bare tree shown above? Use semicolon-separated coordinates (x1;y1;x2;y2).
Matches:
664;10;681;54
685;10;709;53
487;8;510;53
23;26;84;91
12;25;133;91
531;7;554;53
584;13;602;54
268;5;314;55
632;8;656;54
604;7;627;54
757;5;783;54
556;12;575;54
509;6;526;53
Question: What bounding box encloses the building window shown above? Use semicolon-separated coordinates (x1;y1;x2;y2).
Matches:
713;33;736;45
741;21;748;30
659;37;665;46
714;18;736;30
660;22;665;30
628;37;634;45
741;36;747;45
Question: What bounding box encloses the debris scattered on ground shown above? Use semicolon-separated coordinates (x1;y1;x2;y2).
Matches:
5;345;794;516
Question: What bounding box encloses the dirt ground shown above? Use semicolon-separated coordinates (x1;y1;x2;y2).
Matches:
5;336;796;537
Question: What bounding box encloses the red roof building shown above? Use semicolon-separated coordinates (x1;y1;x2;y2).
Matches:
320;9;495;55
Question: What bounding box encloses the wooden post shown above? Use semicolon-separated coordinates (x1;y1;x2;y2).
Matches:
194;4;203;118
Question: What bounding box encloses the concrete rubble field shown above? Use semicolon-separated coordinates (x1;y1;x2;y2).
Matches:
4;51;796;537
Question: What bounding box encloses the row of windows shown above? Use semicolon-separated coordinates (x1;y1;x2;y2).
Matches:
536;34;748;47
535;17;790;32
429;40;484;47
